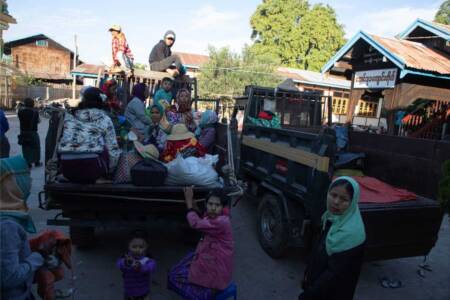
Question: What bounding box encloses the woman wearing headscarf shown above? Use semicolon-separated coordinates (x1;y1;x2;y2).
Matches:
144;104;167;153
195;110;218;152
166;88;196;132
101;79;121;113
299;176;366;300
1;156;44;300
125;83;151;140
17;98;41;168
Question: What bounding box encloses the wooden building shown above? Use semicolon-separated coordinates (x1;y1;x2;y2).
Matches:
322;19;450;138
277;67;351;123
4;34;79;83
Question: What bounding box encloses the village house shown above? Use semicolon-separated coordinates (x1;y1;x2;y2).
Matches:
321;18;450;139
4;34;80;83
174;52;209;77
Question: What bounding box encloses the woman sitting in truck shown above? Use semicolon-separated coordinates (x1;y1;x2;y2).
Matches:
58;87;121;184
168;186;233;300
195;110;218;153
125;83;151;141
299;176;366;300
166;89;197;132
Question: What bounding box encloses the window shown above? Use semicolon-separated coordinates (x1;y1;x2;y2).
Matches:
357;100;378;117
332;92;349;115
35;40;48;47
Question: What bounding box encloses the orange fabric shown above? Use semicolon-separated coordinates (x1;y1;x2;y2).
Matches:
29;230;72;300
352;176;417;204
162;137;206;162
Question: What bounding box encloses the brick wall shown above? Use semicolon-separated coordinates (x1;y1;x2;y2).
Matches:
11;40;72;77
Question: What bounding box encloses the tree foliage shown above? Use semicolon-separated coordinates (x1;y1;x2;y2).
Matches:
133;63;147;70
435;0;450;25
198;46;282;98
250;0;345;71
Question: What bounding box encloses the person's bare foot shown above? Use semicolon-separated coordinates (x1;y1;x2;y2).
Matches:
166;68;179;77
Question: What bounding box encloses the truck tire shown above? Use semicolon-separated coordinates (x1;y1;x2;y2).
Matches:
257;193;289;258
70;226;95;248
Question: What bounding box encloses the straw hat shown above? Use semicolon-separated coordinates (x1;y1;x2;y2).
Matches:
109;24;122;32
133;141;159;159
167;124;195;141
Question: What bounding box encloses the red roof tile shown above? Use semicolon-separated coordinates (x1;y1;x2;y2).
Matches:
174;52;209;68
371;35;450;75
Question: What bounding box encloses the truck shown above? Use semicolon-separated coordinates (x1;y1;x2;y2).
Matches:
41;76;445;261
237;85;445;260
40;70;236;246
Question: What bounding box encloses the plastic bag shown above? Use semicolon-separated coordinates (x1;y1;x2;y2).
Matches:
165;154;222;188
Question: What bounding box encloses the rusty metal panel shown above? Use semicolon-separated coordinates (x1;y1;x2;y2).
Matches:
372;35;450;75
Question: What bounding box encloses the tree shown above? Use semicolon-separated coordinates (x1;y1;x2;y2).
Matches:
198;46;282;98
133;63;147;70
435;0;450;25
250;0;345;71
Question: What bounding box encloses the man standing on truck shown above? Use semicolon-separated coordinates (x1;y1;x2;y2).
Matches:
148;30;184;77
109;25;134;73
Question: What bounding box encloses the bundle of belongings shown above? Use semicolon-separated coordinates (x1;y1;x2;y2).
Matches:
113;124;221;188
247;111;281;128
29;230;72;300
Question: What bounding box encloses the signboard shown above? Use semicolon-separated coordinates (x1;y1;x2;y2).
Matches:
354;68;397;89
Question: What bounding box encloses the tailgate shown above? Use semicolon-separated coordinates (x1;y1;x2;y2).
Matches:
359;197;443;261
43;183;213;220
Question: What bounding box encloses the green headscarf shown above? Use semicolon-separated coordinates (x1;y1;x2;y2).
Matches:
0;156;36;233
321;176;366;256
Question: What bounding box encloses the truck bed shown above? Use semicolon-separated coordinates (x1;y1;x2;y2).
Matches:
359;196;443;260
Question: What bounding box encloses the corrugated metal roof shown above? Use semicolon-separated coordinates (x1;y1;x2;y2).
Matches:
371;35;450;75
432;21;450;34
398;19;450;41
4;34;74;55
71;63;104;75
277;67;351;89
174;52;209;68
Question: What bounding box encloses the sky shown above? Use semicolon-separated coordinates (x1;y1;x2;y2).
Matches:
4;0;443;65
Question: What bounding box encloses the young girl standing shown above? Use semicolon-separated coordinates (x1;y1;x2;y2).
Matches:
168;187;234;300
117;232;156;300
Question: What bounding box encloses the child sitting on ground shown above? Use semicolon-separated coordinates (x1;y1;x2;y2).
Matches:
167;187;234;299
117;231;156;300
153;77;173;113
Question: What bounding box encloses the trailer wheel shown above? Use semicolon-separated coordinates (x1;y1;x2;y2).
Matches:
70;226;95;248
257;193;288;258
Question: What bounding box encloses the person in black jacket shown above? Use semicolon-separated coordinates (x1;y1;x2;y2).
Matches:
17;98;41;168
299;176;366;300
149;30;183;77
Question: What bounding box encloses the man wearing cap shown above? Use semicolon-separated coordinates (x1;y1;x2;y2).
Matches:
149;30;183;77
109;25;134;72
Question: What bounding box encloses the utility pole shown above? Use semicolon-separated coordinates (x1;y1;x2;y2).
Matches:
72;34;78;100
